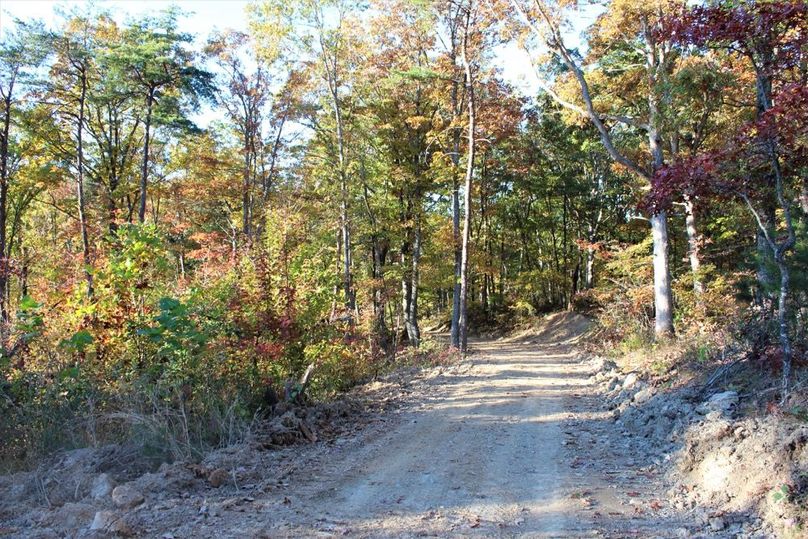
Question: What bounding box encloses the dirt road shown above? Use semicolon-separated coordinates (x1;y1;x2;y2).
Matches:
174;322;694;538
4;317;702;538
292;338;586;536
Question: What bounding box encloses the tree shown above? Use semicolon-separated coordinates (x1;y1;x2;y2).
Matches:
434;0;468;349
205;30;272;244
85;15;142;234
509;0;679;338
365;0;440;347
0;21;46;328
50;14;99;298
654;0;808;398
109;10;212;223
250;0;366;318
456;0;477;352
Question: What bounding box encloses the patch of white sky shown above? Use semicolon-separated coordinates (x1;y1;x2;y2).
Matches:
0;0;602;129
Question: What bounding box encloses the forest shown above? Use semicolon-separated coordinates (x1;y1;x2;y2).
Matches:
0;0;806;488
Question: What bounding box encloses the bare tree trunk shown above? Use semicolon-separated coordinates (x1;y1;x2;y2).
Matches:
775;255;792;399
458;1;475;353
451;180;461;347
400;206;421;346
329;228;342;321
409;212;422;347
330;87;354;314
683;195;703;296
0;80;14;328
645;27;675;338
448;18;463;349
401;243;413;341
755;221;775;308
76;66;93;298
770;149;796;400
138;89;154;224
371;239;390;352
651;212;674;336
585;246;595;289
242;130;252;240
584;205;601;289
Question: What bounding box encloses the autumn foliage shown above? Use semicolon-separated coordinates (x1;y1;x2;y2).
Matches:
0;0;806;468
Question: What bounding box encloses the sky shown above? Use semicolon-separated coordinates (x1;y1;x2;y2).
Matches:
0;0;596;126
0;0;270;127
0;0;254;41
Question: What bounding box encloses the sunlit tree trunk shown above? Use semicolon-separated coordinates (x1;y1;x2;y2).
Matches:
447;11;463;349
683;194;703;296
323;39;355;315
75;63;93;298
458;0;475;352
409;212;422;346
645;22;675;338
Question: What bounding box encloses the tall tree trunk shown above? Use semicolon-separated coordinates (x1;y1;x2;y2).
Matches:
331;88;354;314
138;89;154;224
650;212;674;336
106;105;119;236
458;2;475;353
401;241;413;341
646;31;675;338
329;228;342;321
449;43;462;348
585;246;595;289
683;194;703;296
409;212;422;347
753;70;778;309
775;254;793;399
766;142;796;399
755;221;775;307
242;130;252;240
670;133;704;298
0;84;13;328
451;179;461;347
76;66;93;298
585;215;599;289
371;239;390;353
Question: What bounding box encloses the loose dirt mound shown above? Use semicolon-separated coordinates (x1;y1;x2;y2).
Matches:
588;354;808;536
673;415;808;536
